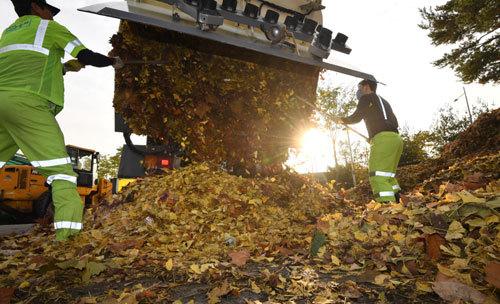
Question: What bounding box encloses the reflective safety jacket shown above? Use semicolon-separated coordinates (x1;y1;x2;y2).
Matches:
0;15;87;109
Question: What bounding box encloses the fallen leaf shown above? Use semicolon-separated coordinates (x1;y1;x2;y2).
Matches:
415;281;433;293
331;255;341;266
0;287;15;304
250;281;261;294
164;258;173;271
433;272;486;304
374;274;391;286
458;191;486;203
485;262;500;288
82;262;106;283
425;234;446;260
78;297;98;304
310;230;327;257
108;239;144;254
277;247;293;256
466;218;486;227
228;250;250;267
444;193;461;203
354;231;368;242
208;281;231;304
190;264;202;274
445;221;466;241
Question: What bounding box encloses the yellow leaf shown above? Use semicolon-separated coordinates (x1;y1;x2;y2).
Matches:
458;191;485;203
250;281;261;294
331;255;341;266
485;215;499;224
440;244;461;257
466;218;486;227
437;264;456;278
445;221;466;241
374;274;391;286
416;281;433;293
450;258;469;270
19;281;30;289
393;232;405;242
164;259;173;271
200;263;211;272
190;264;202;274
354;231;368;242
444;193;461;203
317;246;326;258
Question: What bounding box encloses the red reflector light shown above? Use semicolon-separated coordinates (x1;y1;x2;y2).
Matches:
161;159;170;167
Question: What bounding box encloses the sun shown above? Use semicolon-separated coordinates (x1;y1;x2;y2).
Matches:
301;128;332;154
287;128;334;173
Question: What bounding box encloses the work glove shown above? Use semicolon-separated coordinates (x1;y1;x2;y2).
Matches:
113;57;124;69
63;59;85;73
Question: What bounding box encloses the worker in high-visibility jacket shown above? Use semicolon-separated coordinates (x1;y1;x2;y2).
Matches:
338;79;404;203
0;0;123;240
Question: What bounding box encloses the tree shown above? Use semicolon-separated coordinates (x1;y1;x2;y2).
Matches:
316;87;358;166
430;101;491;153
420;0;500;84
97;148;122;179
399;127;433;165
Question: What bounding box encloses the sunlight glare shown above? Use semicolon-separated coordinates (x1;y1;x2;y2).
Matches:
286;128;334;174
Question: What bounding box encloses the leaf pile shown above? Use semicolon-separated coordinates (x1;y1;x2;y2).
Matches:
1;161;499;303
442;108;500;159
0;164;342;302
110;21;320;173
317;181;499;302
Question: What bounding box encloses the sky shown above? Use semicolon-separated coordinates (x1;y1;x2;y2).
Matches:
0;0;498;166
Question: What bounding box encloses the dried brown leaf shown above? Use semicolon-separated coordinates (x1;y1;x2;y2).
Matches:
228;250;250;267
425;234;446;260
485;262;500;288
433;272;486;304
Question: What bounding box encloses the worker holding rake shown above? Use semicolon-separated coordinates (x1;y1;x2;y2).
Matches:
0;0;122;240
338;79;403;203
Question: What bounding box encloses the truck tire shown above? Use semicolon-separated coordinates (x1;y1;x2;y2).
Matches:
33;191;54;222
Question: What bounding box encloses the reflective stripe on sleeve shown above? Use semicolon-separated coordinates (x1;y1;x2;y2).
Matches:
393;185;401;191
34;20;49;46
54;221;82;230
377;191;395;197
0;44;49;55
64;39;82;55
370;171;396;178
31;157;71;168
47;174;77;185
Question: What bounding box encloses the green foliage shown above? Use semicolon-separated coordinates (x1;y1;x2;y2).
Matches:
420;0;500;83
430;101;491;153
97;148;122;179
316;86;363;167
325;163;367;189
399;127;433;165
316;87;357;130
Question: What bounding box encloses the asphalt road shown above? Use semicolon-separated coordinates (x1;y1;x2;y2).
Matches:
0;224;35;237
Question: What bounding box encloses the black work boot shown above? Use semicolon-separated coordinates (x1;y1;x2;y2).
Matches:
395;192;401;204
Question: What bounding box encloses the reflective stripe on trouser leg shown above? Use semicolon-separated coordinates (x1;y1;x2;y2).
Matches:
38;164;82;241
368;132;403;202
31;157;72;168
369;176;396;202
0;91;82;240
